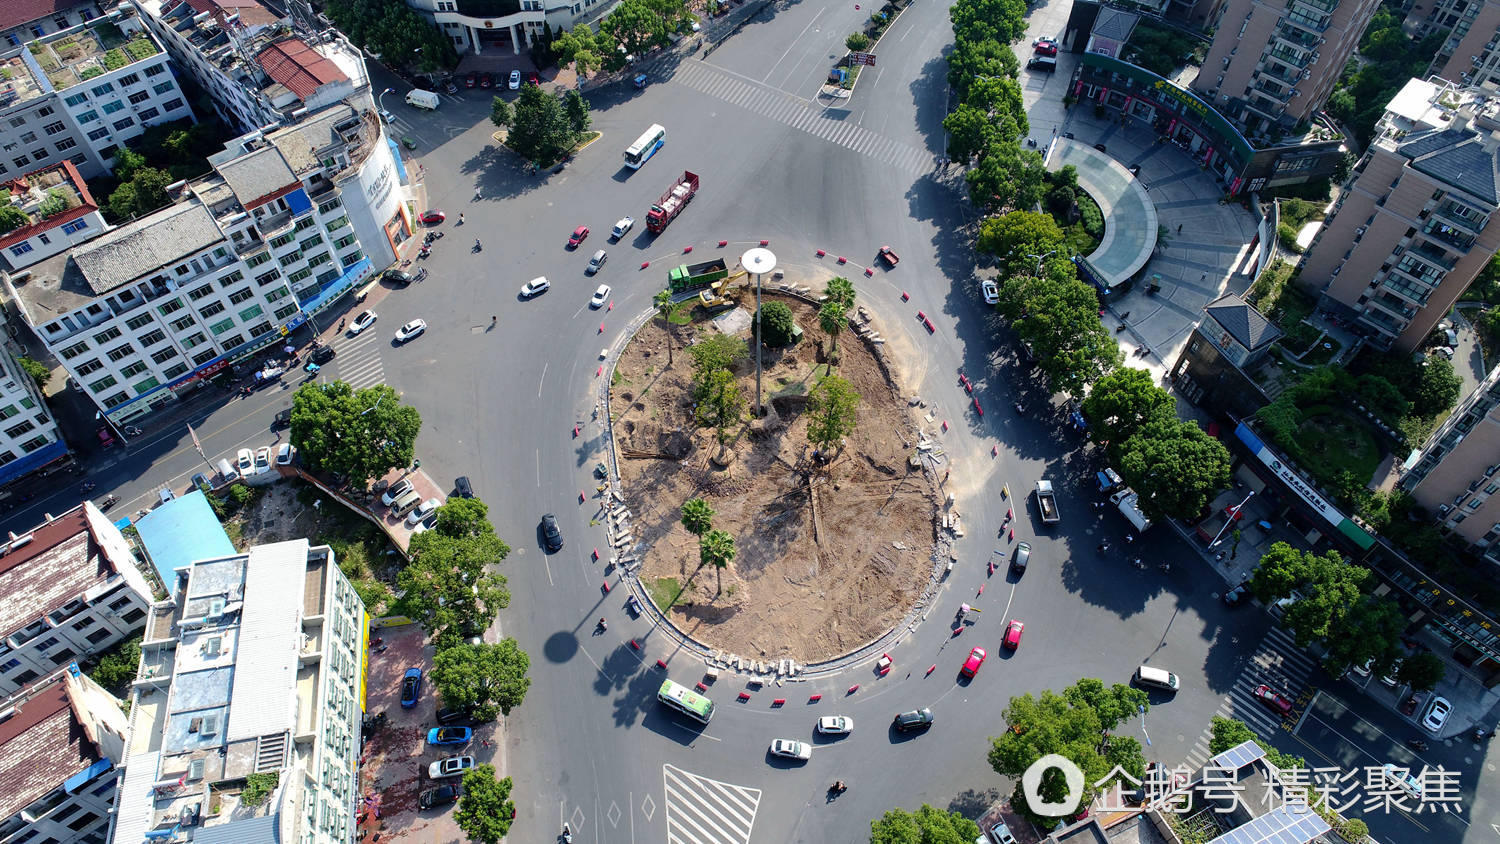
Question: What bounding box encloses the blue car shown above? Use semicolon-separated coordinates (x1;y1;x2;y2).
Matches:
427;726;473;746
400;667;423;708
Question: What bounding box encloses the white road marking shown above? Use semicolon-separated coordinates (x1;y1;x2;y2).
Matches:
538;361;549;397
762;8;823;85
663;764;760;844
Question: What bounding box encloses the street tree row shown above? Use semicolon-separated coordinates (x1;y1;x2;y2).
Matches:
555;0;692;77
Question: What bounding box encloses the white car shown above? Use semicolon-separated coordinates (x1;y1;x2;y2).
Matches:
508;70;521;90
1422;696;1452;733
236;448;254;476
769;738;811;760
1381;763;1423;798
348;310;377;336
982;278;999;305
276;442;296;466
611;217;634;239
1348;658;1373;679
406;497;440;526
520;276;550;298
590;284;612;308
979;821;1019;844
816;715;853;735
395;319;427;343
428;755;475;779
253;447;271;474
158;487;176;505
378;109;395;125
381;478;414;506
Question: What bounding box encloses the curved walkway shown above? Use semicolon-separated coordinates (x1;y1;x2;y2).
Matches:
1046;138;1158;291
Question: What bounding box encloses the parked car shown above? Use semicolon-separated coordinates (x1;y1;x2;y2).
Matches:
1381;659;1404;687
406;497;439;526
436;707;471;725
590;284;612;308
1002;620;1025;650
1034;41;1058;56
464;71;478;88
158;487;176;505
276;443;296;465
541;512;563;551
568;225;590;248
428;755;475;779
769;738;812;760
982;278;1000;305
1010;541;1031;574
420;209;446;225
1349;658;1374;679
419;783;463;809
254;447;271;474
271;409;292;430
444;80;459;95
611;217;634;239
400;667;423;708
1252;684;1294;716
381;478;415;506
961;646;987;678
587;249;608;274
383;269;413;286
893;708;934;732
191;472;213;493
455;476;473;498
524;71;541;86
310;345;336;365
816;715;853;735
1222;581;1250;607
237;448;255;475
479;72;494;89
427;726;473;746
983;821;1020;844
1422;696;1452;733
508;70;521;90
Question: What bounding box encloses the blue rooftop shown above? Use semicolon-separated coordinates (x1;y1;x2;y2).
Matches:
136;491;237;584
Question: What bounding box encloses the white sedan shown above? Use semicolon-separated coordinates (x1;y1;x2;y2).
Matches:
428;755;475;779
520;276;550;298
1422;696;1452;733
769;738;811;760
590;284;612;308
816;715;853;735
395;319;427;343
982;278;999;305
236;448;254;476
348;310;377;336
253;447;271;475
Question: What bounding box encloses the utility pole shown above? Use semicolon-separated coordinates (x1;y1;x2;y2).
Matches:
741;247;777;415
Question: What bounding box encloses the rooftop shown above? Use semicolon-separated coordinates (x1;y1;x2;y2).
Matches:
1204;294;1283;351
72;200;223;295
255;37;348;101
1397;127;1500;205
0;670;102;821
0;53;48;111
181;0;280;29
0;0;99;34
135;491;236;587
26;15;162;93
214;143;297;209
0;160;99;252
0;503;125;642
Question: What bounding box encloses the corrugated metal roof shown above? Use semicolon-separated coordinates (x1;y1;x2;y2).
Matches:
107;749;162;844
226;540;307;742
0;675;101;820
192;814;280;844
136;491;236;586
255;38;347;101
0;506;117;641
70;202;224;295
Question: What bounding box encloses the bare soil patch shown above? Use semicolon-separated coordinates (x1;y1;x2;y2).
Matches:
614;294;936;663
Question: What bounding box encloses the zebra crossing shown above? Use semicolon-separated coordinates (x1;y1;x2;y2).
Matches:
663;763;762;844
1180;626;1318;771
329;329;386;389
668;61;940;176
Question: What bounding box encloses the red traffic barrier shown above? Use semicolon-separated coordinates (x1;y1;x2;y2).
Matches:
952;626;962;636
607;301;613;311
738;691;751;701
596;365;603;377
837;256;847;264
1007;507;1013;519
718;240;728;247
695;682;708;691
656;659;667;669
816;249;826;257
629;639;640;649
772;698;786;706
988;561;994;575
978;583;985;595
923;317;936;333
901;291;910;301
926;664;937;676
683;245;693;253
846;683;860;695
993;445;999;456
591;547;599;560
640;261;650;270
808;693;822;702
759;239;769;246
974;399;983;417
579;490;586;503
941;420;949;432
864;267;873;277
601;580;611;593
1008;527;1014;540
917;310;926;320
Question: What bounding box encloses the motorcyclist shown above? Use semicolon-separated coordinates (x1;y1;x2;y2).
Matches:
598;617;607;631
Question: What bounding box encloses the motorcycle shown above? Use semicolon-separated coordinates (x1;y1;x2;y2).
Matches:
829;781;848;794
100;494;118;510
1407;739;1428;751
418;246;431;259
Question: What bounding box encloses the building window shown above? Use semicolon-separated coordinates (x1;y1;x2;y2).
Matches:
299;233;324;251
228;288;254;305
75;359;103;376
199;302;226;318
101;100;125;115
118;72;141;86
158;298;184;316
101;392;130;408
91;83;115;97
163;362;189;379
191;349;217;366
209;317;235;335
152;80;175;96
150;347;177;364
317;199;342;214
146;64;166;77
0;405;15;420
61;218;88;235
163;98;184;112
133;377;160;394
180;332;206;348
248;321;274;338
43;121;65;135
4;420;35;437
93;327;122;344
246;252;272;268
218;333;244;348
9;242;33;257
64;92;87;106
274;304;298;320
278;251;303;267
16;435;43;453
112;118;135;132
125;313;152;331
238;304;264;322
284;269;311;286
341;251;364;267
270;232;295;249
138;107;159;121
217;270;245;288
19;131;36;144
86;127;109;141
120;362;148;378
255;269;282;286
54;137;77;153
68;153;85;166
5;35;19;48
128;91;150;106
105;344;136;362
188;285;213;301
333;234;356;250
76;110;98;124
59;342;89;359
11;155;29;169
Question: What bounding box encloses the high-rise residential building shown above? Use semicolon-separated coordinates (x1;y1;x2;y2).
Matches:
1400;362;1500;562
0;665;130;844
0;1;105;53
1299;78;1500;351
2;101;406;425
404;0;604;55
0;5;194;181
1192;0;1381;137
131;0;369;134
0;501;154;697
0;331;70;485
106;539;367;844
1413;0;1500;93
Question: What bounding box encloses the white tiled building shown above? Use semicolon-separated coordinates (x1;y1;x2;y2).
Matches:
0;1;106;52
107;539;367;844
3;102;405;424
0;665;130;844
0;501;154;697
406;0;606;55
0;4;194;181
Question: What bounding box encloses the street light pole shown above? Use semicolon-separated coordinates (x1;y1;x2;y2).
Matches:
1210;490;1255;548
741;247;778;416
377;86;394;117
1026;250;1057;276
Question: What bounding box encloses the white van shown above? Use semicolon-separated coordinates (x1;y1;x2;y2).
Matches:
389;488;423;517
1134;665;1180;692
405;89;440;110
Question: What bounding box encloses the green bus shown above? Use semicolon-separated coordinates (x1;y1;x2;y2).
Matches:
658;679;714;724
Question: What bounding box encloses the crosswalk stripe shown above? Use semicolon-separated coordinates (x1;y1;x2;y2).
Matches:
663;764;761;844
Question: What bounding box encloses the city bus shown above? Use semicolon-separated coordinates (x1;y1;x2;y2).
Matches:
657;679;714;723
623;124;666;170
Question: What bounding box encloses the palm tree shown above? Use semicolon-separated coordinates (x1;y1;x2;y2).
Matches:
699;529;736;593
681;498;714;537
819;300;847;365
653;289;675;366
823;276;856;309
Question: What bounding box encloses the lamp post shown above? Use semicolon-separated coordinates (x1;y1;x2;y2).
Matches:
1210;490;1255;549
1026;250;1057;276
377;86;394;117
741;247;778;416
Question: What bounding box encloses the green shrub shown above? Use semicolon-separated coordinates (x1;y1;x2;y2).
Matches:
86;635;141;696
78;66;103;81
241;772;279;807
760;301;798;347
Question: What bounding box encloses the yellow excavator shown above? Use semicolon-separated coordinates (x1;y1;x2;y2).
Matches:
698;269;748;309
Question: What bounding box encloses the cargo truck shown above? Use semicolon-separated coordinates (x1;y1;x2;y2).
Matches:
1110;488;1151;532
647;171;699;233
1035;479;1060;524
668;258;728;293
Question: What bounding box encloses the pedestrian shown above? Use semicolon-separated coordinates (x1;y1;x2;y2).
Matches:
1177;224;1182;233
458;212;465;225
491;315;497;325
474;188;482;201
1201;272;1207;281
1214;552;1225;561
943;469;950;482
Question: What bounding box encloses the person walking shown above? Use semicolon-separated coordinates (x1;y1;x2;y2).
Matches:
473;188;482;201
458;213;465;225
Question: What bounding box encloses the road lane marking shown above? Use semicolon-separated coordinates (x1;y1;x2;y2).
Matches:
663;765;759;844
538;361;549;397
762;8;823;86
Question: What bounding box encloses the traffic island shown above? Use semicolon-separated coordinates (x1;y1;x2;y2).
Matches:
606;280;941;663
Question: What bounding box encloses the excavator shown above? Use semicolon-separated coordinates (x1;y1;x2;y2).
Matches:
698;269;748;311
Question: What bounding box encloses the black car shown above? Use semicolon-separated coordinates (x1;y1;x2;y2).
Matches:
1223;581;1251;607
310;345;336;365
1010;541;1031;575
383;269;414;286
419;783;463;809
436;707;470;725
541;513;563;551
893;708;934;732
271;408;292;430
455;476;473;498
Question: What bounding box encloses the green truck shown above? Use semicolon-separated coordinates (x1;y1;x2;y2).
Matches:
668;258;728;293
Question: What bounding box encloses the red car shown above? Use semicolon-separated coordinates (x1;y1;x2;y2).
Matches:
1252;684;1294;716
479;72;494;89
464;71;478;88
1034;42;1058;56
1002;620;1024;650
878;245;899;267
568;225;589;248
960;646;987;678
524;71;541;86
420;210;445;225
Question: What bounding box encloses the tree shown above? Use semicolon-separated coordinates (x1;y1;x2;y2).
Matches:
112;147;148;181
489;96;512;129
1115;418;1231;522
1248;542;1367;647
431;639;532;720
17;357;51;391
433;497;493;539
976;210;1066;266
688;333;747;373
1010;275;1123;397
396;532;511;649
1411;357;1463;416
1397;652;1446;691
563;89;591;136
988;679;1148;827
320;0;457;73
1322;595;1406;675
945;37;1019;98
86;635;141;695
653;289;676;365
949;0;1030;47
456;766;515;844
555;26;609;76
700;528;736;593
823;276;856;309
106;167;173;221
965;142;1047;213
599;0;684;64
1209;717;1305;771
240;772;279;807
819;301;847;360
681;498;714;536
760;301;798;347
505;83;575;167
692;368;745;438
943;104;1000;164
869;805;980;843
806;374;861;450
0;205;27;234
845;32;871;52
1081;368;1175;445
290;382;421;489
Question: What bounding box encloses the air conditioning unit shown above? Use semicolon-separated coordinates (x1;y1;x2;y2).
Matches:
200;714;219;735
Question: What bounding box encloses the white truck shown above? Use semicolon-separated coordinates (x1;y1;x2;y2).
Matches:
1035;479;1060;524
405;89;440;110
1111;488;1152;532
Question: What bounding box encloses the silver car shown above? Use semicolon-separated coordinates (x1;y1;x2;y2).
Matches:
769;738;811;760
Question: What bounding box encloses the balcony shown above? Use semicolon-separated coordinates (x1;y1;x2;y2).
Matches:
1362;296;1413;327
1422;222;1474;254
1432;205;1486;235
1280;12;1330;35
256;209;294;238
1411;243;1458;272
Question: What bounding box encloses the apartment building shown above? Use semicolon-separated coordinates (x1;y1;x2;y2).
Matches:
1399;361;1500;561
406;0;609;55
0;5;194;181
132;0;369;135
1192;0;1380;137
3;102;402;425
1414;0;1500;92
107;539;367;844
0;501;154;698
0;665;129;844
0;1;105;51
1300;78;1500;352
0;332;69;487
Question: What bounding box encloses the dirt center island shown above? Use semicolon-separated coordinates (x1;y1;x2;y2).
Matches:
610;283;941;664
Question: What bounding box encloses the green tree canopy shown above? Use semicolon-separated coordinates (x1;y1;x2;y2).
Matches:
1411;357;1463;416
700;528;735;592
823;277;856;308
599;0;687;67
563;89;591;136
946;37;1020;98
1011;275;1122;397
949;0;1030;48
692;367;745;437
965;142;1047;212
555;26;609;76
290;382;421;489
1115;418;1232;522
431;639;532;720
806;374;861;450
396;532;511;649
689;333;747;373
943;104;1001;164
869;805;981;844
681;498;714;536
760;301;798;347
0;204;27;235
1081;368;1175;445
456;765;515;844
433;497;494;539
846;32;871;52
17;357;51;390
818;301;847;357
977;211;1066;266
1322;595;1406;675
320;0;458;72
1397;652;1446;691
106;167;173;221
1248;542;1368;647
488;96;512;129
505;83;576;167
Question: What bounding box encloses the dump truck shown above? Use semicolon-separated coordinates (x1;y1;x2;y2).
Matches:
1110;488;1151;533
669;258;728;293
647;170;699;233
1035;479;1060;524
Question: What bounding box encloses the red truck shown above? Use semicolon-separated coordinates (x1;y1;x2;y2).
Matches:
646;171;699;233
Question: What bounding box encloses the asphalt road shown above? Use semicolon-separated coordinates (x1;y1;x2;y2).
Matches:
7;1;1493;842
